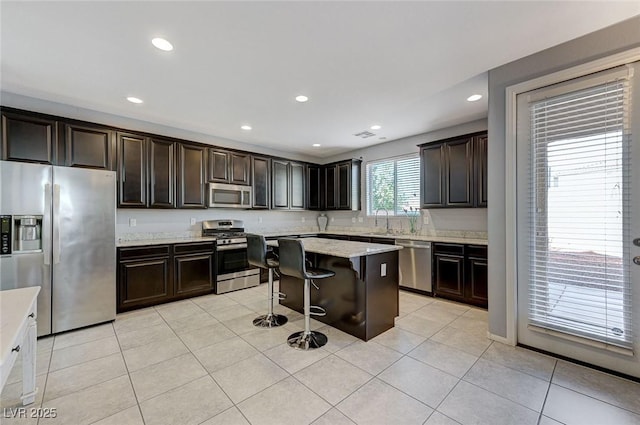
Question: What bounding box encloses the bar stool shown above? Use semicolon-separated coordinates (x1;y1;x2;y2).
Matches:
247;234;288;328
278;238;335;350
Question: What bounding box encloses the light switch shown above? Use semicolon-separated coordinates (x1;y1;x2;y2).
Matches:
301;217;306;223
351;217;356;223
190;217;196;225
358;217;364;223
381;263;387;277
129;218;136;227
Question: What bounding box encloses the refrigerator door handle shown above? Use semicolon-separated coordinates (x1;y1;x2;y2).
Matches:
53;184;61;264
43;183;52;265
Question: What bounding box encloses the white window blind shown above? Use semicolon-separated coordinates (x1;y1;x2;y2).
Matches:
525;65;633;349
366;155;420;215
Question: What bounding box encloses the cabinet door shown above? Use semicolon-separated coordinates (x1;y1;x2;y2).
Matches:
420;144;444;208
445;138;473;207
230;152;251;185
208;149;229;183
434;253;465;301
306;164;323;210
149;138;176;208
64;123;114;170
475;134;488;207
177;144;207;208
337;162;351;209
325;165;337;209
290;162;305;209
118;257;171;311
174;254;214;296
272;159;289;209
252;155;270;209
1;111;57;164
117;132;147;207
467;256;488;308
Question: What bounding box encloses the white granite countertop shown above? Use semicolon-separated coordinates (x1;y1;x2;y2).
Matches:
268;237;401;258
117;230;487;248
0;287;40;370
259;230;488;246
117;236;216;247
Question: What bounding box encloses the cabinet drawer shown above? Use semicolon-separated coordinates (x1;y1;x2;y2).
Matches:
433;243;464;255
467;245;487;258
173;242;215;255
118;245;171;260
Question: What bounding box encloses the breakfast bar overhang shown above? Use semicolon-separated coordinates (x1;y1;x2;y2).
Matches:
271;237;402;341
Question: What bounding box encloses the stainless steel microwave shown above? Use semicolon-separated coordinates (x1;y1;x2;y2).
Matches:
208;183;252;208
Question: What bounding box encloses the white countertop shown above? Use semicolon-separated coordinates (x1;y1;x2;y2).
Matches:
0;287;40;369
268;237;401;258
117;230;487;247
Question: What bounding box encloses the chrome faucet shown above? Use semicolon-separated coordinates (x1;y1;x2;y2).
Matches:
374;209;390;233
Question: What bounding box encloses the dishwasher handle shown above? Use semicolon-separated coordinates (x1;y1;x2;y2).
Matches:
395;240;431;249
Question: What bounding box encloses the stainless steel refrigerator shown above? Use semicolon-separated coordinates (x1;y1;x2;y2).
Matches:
0;161;116;336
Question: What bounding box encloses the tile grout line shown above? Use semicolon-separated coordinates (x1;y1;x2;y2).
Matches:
536;360;559;425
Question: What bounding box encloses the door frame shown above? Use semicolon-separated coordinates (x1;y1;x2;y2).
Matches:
502;47;640;346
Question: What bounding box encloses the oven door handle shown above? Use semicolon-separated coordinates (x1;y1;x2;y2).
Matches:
216;243;248;251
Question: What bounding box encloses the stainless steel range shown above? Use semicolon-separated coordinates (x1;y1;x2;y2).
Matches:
202;219;260;294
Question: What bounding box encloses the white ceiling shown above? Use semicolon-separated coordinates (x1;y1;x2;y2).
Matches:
1;2;638;159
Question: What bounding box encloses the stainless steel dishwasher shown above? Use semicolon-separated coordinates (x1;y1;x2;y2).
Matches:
395;239;432;293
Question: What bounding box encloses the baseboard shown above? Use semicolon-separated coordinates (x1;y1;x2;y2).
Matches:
487;332;513;345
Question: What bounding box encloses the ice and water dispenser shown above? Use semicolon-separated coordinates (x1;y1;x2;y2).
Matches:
0;215;43;255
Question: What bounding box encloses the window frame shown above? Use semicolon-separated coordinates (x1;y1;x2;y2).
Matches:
365;153;420;217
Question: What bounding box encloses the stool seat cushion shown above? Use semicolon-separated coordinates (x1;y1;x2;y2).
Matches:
266;258;279;269
305;267;335;280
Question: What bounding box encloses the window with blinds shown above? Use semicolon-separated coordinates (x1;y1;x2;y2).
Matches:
366;155;420;215
525;66;632;349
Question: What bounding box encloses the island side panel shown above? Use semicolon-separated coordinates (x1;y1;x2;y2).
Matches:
363;250;399;340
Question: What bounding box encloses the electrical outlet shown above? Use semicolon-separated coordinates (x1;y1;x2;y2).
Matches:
423;216;429;224
190;217;196;225
258;217;263;223
331;217;335;222
351;217;356;223
129;218;136;227
301;217;305;223
358;217;363;223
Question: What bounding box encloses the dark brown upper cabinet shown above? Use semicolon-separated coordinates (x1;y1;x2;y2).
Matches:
64;123;115;170
475;134;488;207
251;155;271;209
1;110;58;164
325;165;337;209
306;164;323;210
148;138;176;208
271;159;305;210
322;159;361;211
419;131;487;208
208;149;251;185
177;143;207;208
117;132;147;207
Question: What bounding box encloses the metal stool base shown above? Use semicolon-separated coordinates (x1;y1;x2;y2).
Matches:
253;313;288;328
287;331;327;350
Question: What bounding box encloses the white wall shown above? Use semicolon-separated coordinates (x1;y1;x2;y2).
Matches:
487;16;640;338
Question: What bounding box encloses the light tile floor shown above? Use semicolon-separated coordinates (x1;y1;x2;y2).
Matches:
2;288;640;425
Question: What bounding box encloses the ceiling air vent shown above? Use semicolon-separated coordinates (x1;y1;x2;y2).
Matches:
354;131;376;139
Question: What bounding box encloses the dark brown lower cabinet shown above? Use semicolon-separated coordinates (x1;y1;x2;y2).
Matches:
433;243;487;308
174;243;214;296
117;242;214;312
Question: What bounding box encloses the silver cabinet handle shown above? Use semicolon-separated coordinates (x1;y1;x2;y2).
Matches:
634;256;640;266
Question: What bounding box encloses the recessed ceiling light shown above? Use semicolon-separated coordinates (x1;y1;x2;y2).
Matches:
241;125;252;131
370;125;382;130
152;37;173;51
467;94;482;102
126;96;143;104
312;143;321;147
295;95;309;103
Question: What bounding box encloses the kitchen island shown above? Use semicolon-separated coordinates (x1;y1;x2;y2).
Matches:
270;237;401;341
